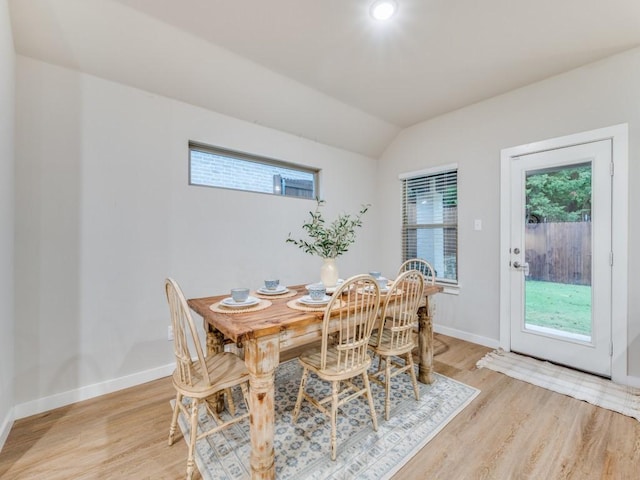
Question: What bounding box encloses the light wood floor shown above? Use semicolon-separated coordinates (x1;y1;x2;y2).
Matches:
1;334;639;479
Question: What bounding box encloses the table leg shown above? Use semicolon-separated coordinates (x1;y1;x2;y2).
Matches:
204;320;225;356
417;297;435;384
244;334;279;480
204;321;226;413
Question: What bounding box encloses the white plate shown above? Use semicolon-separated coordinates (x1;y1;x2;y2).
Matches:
221;296;259;308
257;286;289;295
298;295;331;306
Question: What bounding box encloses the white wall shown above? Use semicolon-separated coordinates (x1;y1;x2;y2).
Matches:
377;46;640;378
14;56;378;413
9;0;399;159
0;0;15;448
12;30;640;420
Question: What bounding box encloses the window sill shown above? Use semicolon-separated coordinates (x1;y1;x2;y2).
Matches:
436;283;460;295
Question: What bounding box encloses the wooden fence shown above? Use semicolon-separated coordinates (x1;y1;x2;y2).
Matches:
524;222;591;286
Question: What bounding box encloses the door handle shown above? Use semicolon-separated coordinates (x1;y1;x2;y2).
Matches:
513;261;530;276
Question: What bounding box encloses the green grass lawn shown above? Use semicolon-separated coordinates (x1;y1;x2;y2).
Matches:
525;280;592;335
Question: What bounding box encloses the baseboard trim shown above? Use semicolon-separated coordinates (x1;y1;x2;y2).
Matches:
14;363;175;420
434;323;500;349
0;408;15;452
623;375;640;389
436;324;640;388
10;336;637;421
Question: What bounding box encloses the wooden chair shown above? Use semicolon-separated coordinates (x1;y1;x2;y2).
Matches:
368;270;425;420
397;257;436;285
165;278;250;480
292;274;380;460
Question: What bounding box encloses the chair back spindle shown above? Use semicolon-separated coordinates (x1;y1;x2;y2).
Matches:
369;269;425;421
165;277;251;480
165;278;210;387
397;258;436;285
321;275;380;373
292;274;381;460
373;269;425;354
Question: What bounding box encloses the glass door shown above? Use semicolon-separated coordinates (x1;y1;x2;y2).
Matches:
524;163;593;342
509;140;612;377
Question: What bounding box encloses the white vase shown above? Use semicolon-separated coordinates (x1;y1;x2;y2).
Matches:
320;258;339;287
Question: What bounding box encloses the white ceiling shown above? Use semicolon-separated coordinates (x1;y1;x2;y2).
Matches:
9;0;640;157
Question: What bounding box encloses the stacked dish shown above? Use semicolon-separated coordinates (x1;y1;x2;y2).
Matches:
297;295;331;306
256;285;290;296
220;296;260;308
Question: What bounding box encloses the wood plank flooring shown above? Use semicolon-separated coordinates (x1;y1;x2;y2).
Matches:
1;334;638;479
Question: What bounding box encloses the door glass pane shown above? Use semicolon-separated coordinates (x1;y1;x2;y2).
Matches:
524;162;593;342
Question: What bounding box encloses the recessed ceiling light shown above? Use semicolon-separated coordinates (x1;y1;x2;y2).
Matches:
370;0;398;21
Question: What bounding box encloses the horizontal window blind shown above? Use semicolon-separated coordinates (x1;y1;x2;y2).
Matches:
402;168;458;283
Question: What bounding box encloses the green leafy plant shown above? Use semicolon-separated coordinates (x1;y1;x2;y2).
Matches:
286;199;369;259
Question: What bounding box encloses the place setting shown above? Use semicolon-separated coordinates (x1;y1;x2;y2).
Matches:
253;278;298;299
323;278;344;294
210;287;272;313
287;283;345;312
359;272;399;296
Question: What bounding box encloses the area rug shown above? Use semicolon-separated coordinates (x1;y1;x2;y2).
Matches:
172;359;479;480
477;349;640;421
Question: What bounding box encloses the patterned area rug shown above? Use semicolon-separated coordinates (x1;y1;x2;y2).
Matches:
173;359;479;480
477;349;640;421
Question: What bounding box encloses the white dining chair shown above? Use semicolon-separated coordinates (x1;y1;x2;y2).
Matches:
291;274;380;460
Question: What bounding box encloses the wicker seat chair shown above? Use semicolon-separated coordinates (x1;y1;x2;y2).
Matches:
165;277;250;480
368;269;425;420
292;274;381;461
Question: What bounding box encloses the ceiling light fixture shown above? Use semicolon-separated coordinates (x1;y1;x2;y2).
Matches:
370;0;398;21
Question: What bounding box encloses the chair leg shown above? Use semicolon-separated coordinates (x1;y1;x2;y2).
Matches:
406;353;420;401
362;372;378;431
240;382;250;412
330;380;339;461
384;355;392;421
376;354;384;374
292;366;309;422
168;392;182;446
225;387;236;416
186;399;199;480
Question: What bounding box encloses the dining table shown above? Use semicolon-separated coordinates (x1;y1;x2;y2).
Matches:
188;282;442;480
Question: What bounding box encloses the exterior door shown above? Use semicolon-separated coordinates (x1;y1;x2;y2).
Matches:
509;140;612;377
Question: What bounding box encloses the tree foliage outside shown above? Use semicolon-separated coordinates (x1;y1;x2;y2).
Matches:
526;164;591;223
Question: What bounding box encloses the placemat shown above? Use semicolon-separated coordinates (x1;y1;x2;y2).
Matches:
286;298;345;312
209;299;272;314
252;289;298;299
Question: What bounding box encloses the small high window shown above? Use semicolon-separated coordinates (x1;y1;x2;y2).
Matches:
400;165;458;284
189;142;318;199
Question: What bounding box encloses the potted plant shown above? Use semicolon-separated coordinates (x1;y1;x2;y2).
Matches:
286;199;369;286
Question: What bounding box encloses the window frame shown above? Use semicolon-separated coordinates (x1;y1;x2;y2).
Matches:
189;141;319;200
399;164;459;286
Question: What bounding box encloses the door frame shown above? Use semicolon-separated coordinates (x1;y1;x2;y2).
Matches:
499;124;628;384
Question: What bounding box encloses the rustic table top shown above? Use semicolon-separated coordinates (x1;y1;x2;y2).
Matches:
188;283;442;344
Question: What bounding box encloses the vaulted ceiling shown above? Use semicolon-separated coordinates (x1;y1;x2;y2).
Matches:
9;0;640;157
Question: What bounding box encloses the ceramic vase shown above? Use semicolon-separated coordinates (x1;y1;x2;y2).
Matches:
320;258;339;287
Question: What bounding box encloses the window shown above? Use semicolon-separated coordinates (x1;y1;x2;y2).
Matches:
189;142;318;199
400;165;458;284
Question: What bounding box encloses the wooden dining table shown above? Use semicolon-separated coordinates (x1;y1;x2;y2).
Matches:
188;283;442;480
